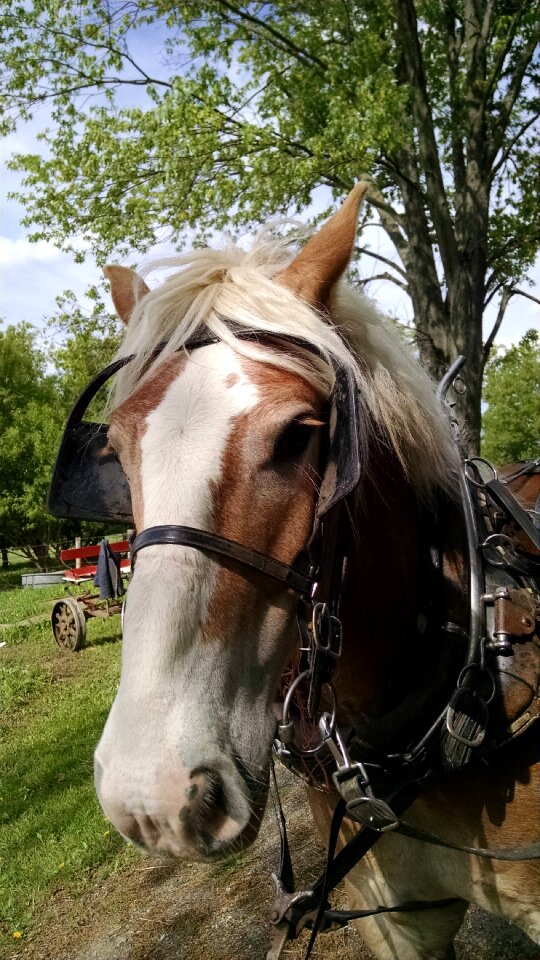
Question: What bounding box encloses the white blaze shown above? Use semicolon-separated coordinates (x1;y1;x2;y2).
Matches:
103;344;259;770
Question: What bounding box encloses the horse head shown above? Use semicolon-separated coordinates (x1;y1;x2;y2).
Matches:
93;187;370;859
92;185;457;861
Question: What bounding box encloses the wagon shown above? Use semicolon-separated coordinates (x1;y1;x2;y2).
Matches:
51;540;130;652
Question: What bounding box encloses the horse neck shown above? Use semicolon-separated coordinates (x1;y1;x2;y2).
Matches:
333;453;468;734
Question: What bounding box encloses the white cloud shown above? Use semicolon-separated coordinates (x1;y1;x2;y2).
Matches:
0;235;67;267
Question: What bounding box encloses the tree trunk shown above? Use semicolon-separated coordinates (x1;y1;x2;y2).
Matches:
30;543;52;572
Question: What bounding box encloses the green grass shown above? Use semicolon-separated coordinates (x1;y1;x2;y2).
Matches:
0;581;137;949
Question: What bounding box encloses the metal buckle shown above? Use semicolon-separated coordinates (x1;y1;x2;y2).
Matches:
319;714;399;832
312;601;343;658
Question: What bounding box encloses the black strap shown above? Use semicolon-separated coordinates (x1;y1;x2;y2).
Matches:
395;820;540;861
485;477;540;551
270;761;295;894
322;896;462;927
131;525;313;595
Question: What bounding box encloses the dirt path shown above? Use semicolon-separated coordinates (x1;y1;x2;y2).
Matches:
8;769;537;960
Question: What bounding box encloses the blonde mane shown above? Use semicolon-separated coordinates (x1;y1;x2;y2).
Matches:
112;228;459;501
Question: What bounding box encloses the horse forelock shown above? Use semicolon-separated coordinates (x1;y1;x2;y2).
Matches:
110;230;459;503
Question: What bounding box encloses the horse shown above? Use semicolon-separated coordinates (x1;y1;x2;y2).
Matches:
49;185;539;960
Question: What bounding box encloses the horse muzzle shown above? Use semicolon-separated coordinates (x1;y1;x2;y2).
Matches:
94;752;264;860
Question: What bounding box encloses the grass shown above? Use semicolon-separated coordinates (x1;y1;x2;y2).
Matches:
0;578;137;950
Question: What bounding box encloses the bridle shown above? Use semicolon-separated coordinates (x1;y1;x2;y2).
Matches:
127;333;359;735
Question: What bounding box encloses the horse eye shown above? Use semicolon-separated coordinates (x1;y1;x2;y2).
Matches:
273;421;313;463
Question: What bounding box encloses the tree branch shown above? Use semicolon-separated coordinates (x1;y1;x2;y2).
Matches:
482;285;540;370
393;0;459;281
487;28;540;164
482;284;513;369
216;1;327;72
482;1;529;110
444;4;466;195
357;271;408;291
355;245;408;279
512;288;540;307
491;114;539;179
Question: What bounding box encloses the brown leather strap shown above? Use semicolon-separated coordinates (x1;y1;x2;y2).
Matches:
131;525;313;595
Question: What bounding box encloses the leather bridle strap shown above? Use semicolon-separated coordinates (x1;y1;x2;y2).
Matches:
131;525;314;596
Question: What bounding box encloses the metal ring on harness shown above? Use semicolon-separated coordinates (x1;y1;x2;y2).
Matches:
482;533;517;567
276;675;337;757
464;457;498;487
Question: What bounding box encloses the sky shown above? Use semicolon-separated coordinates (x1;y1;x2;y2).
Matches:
1;25;538;351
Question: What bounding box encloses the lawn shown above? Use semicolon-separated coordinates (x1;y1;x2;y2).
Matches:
0;574;137;951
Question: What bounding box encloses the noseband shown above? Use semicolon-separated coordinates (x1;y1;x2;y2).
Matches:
130;524;315;595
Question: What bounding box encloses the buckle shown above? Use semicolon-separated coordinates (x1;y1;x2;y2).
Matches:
312;602;343;658
346;794;400;832
319;714;399;833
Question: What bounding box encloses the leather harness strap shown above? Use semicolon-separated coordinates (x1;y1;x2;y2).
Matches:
131;525;314;596
395;820;540;861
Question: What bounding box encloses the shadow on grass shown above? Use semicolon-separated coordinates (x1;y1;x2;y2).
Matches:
2;687;112;824
85;630;122;649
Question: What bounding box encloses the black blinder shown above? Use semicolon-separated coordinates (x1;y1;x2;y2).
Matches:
48;357;134;524
48;343;361;527
317;365;361;518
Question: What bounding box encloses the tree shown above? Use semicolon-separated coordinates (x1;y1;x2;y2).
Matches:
2;1;540;450
482;329;540;465
0;324;68;568
48;288;122;417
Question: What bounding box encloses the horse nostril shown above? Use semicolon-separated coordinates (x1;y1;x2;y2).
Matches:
182;767;237;853
188;767;229;821
204;770;229;818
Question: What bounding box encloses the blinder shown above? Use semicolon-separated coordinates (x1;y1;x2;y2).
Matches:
48;356;134;524
48;335;361;535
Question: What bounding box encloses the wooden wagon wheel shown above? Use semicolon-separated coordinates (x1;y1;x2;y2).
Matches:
51;597;87;652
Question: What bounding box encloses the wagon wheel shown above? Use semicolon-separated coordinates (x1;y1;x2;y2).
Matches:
51;598;87;652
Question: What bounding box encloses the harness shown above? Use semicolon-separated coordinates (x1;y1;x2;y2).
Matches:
48;343;540;958
266;359;540;958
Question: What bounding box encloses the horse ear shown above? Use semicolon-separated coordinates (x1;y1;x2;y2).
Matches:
104;265;150;325
275;182;368;309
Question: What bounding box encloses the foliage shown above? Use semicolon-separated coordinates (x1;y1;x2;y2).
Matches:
0;323;70;568
482;330;540;465
1;1;539;448
48;287;122;417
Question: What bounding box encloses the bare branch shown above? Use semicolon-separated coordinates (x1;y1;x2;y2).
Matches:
444;5;466;194
357;271;408;291
393;0;459;280
482;284;513;368
482;1;530;110
491;114;539;179
355;245;408;279
487;28;540;163
512;288;540;307
364;181;406;231
481;283;539;369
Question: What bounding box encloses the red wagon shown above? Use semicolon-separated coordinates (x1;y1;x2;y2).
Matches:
51;540;131;652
